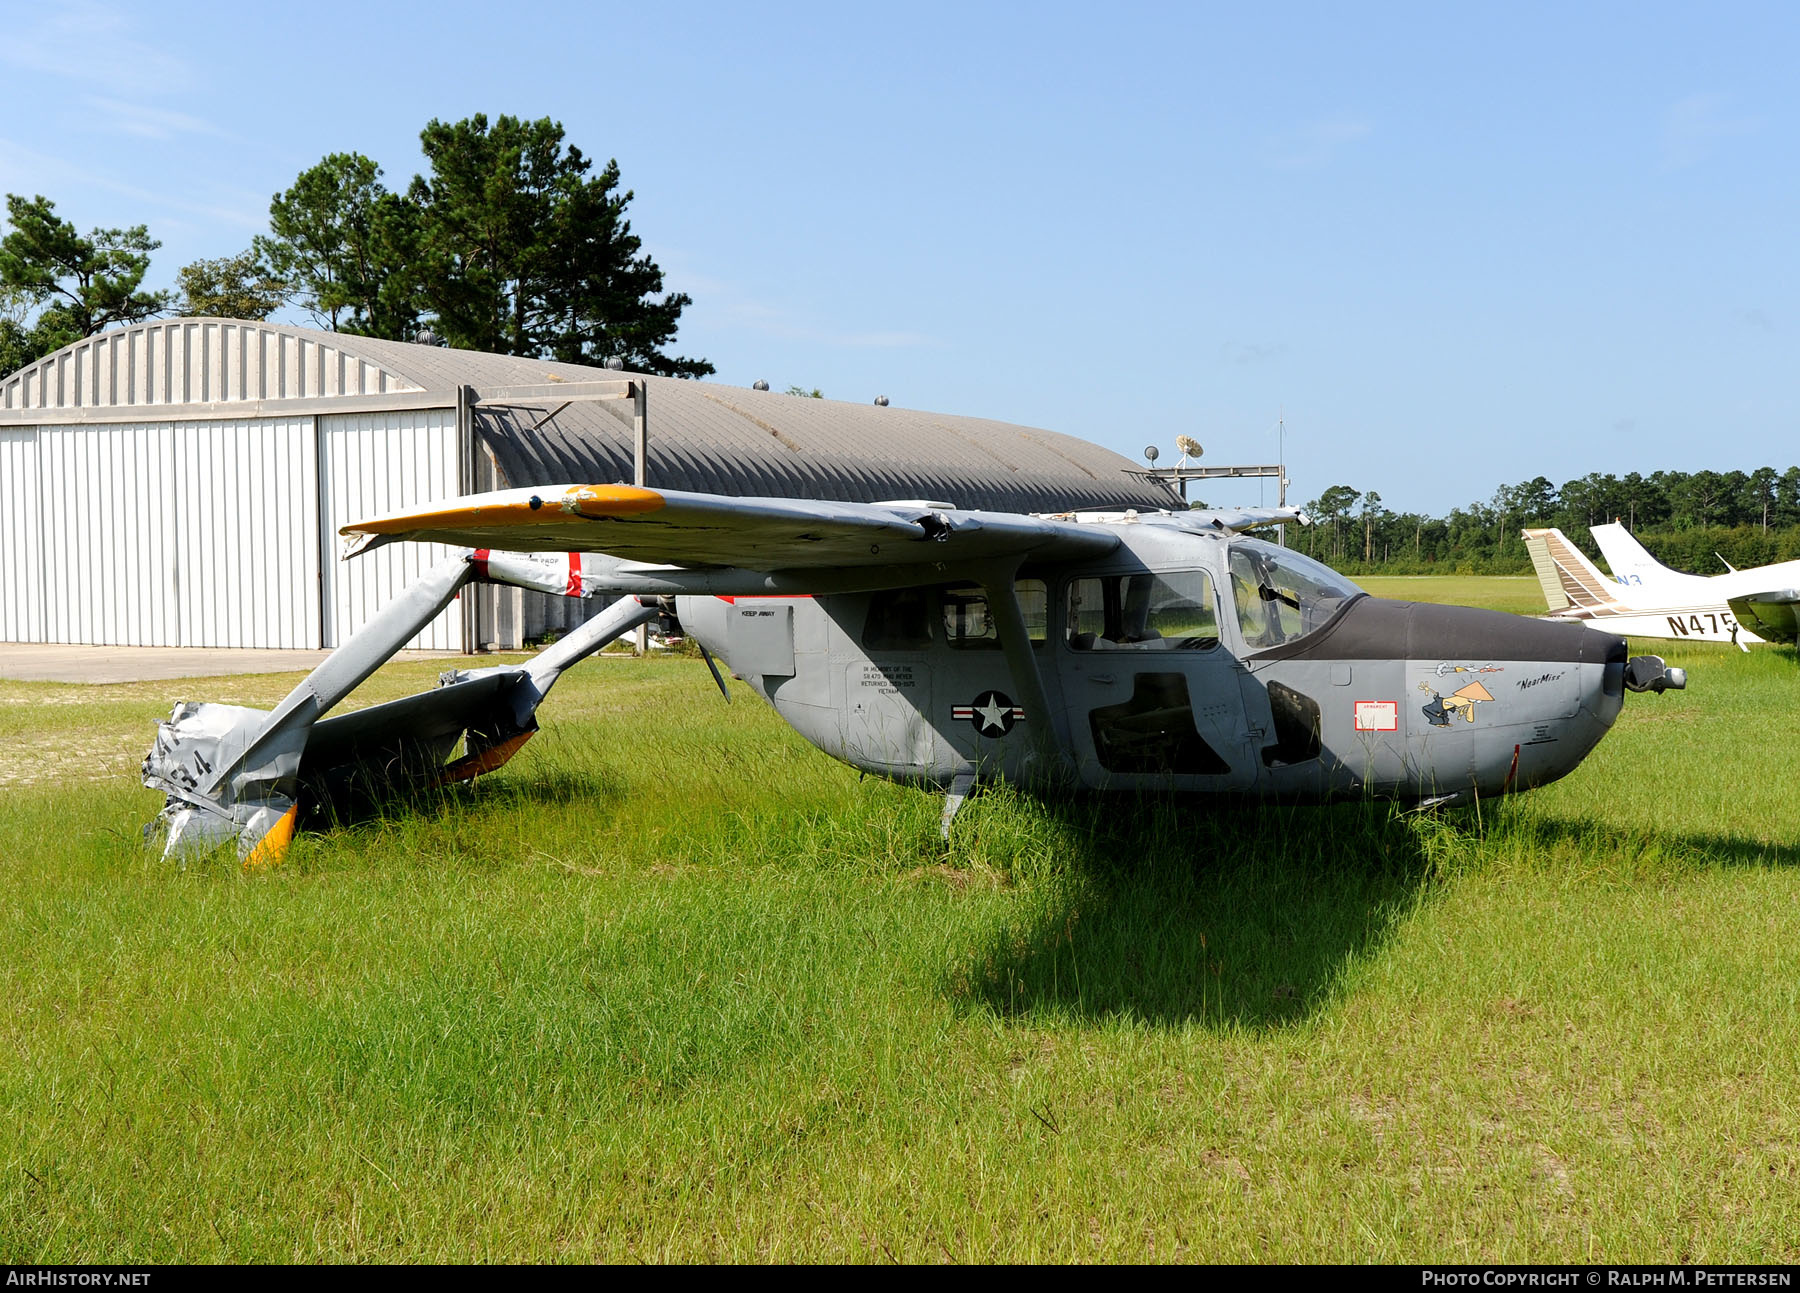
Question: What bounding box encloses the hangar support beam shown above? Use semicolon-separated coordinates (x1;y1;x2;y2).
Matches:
462;378;650;653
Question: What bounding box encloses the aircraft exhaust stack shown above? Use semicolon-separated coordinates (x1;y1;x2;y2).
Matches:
1623;655;1687;694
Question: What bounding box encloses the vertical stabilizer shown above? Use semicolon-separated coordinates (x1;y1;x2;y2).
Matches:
1521;528;1625;613
1590;522;1694;592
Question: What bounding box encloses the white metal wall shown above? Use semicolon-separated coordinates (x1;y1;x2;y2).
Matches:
0;428;45;642
30;418;321;647
168;417;321;648
318;409;463;650
39;421;172;646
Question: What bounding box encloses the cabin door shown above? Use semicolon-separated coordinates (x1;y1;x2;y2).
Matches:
1058;571;1254;788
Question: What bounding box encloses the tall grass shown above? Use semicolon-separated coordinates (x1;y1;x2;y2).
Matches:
2;616;1798;1260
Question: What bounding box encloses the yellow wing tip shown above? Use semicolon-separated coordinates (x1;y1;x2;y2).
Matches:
341;485;664;538
565;485;665;517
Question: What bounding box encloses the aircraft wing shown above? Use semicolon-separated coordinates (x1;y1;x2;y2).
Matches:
343;484;1123;570
1176;505;1309;533
1728;589;1800;644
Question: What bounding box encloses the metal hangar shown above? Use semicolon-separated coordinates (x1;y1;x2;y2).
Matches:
0;318;1181;651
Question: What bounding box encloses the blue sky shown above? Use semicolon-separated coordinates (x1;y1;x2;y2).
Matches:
1;1;1794;514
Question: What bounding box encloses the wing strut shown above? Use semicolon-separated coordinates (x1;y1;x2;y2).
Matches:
976;559;1071;782
940;767;977;840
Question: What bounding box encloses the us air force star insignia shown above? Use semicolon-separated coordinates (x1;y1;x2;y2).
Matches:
950;691;1024;736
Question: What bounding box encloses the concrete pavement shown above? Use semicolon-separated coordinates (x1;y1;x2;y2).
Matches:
0;644;462;684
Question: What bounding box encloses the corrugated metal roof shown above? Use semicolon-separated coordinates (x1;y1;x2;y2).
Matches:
3;319;1181;512
0;318;422;411
340;332;1182;512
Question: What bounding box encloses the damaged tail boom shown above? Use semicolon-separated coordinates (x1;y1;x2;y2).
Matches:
143;552;659;866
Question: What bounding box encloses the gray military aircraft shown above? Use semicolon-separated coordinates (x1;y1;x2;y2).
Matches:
142;485;1686;864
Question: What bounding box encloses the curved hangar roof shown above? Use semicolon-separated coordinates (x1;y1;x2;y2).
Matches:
0;319;1181;513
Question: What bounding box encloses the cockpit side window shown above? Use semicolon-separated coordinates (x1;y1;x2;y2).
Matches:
1016;579;1049;645
941;580;1049;649
863;586;932;650
1133;571;1219;647
1227;542;1362;649
1067;577;1113;649
1065;571;1219;650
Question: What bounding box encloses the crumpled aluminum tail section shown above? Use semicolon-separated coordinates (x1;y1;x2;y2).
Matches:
143;553;660;867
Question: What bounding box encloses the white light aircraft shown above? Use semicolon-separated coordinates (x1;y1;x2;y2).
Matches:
1522;522;1800;650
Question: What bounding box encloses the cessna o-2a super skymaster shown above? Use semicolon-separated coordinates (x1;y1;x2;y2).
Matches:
143;486;1687;864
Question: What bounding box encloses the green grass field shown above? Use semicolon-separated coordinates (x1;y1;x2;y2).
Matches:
1359;574;1546;616
4;580;1799;1262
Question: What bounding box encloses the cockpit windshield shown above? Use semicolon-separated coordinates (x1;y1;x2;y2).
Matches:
1226;540;1364;649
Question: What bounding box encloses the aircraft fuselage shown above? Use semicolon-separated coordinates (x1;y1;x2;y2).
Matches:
678;527;1630;806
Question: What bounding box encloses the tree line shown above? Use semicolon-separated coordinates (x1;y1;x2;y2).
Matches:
1291;469;1800;576
0;114;710;379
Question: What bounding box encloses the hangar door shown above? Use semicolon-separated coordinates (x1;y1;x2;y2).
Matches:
32;418;322;648
0;428;45;643
318;409;464;650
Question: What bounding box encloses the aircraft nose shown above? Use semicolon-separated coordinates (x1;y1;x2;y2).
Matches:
1388;599;1627;792
1276;595;1626;685
1400;598;1625;672
1250;596;1657;799
1377;596;1626;709
1262;596;1630;796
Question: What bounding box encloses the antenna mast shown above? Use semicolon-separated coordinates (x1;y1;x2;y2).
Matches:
1278;408;1287;546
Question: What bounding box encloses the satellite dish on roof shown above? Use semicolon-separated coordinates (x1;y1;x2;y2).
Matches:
753;379;770;391
1144;445;1159;464
1175;435;1203;460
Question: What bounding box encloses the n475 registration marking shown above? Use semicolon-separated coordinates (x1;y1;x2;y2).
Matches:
1665;611;1737;637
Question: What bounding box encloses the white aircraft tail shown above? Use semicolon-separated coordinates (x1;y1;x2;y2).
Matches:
1521;528;1626;613
1526;523;1769;648
1589;522;1684;591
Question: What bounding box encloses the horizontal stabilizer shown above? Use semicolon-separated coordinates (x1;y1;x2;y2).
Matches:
1521;528;1622;614
298;669;530;803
